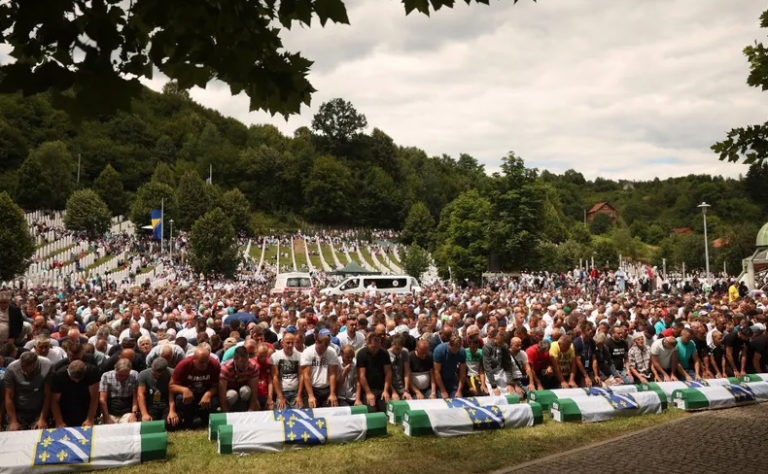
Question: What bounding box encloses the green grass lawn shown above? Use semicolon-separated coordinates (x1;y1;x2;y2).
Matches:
249;242;263;261
319;243;337;269
263;243;278;265
86;253;116;271
335;244;350;265
293;239;308;270
389;246;403;267
43;243;76;260
358;246;378;270
107;409;687;474
306;241;323;270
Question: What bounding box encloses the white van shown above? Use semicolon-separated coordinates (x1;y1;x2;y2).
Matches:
320;275;421;296
271;272;314;296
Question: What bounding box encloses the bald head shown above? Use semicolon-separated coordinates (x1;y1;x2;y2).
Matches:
192;347;210;370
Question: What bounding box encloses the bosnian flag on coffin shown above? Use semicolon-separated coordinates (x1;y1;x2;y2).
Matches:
551;391;664;423
217;412;387;454
672;382;768;410
208;406;368;440
402;402;543;437
530;385;638;410
0;422;166;474
387;394;520;424
742;373;768;383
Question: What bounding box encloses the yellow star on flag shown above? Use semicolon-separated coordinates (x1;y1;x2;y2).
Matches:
315;419;325;429
286;420;295;428
302;432;310;442
42;437;53;447
288;431;296;441
57;450;68;462
39;451;50;462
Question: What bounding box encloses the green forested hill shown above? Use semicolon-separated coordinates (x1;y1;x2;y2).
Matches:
1;87;767;277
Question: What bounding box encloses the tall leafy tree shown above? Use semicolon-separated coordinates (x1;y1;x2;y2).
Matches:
16;141;75;209
434;190;491;283
400;202;436;249
128;181;176;230
311;98;367;144
175;171;213;230
151;162;176;187
0;192;35;281
219;188;251;235
304;155;353;223
93;164;127;215
189;208;240;278
488;152;542;270
589;212;613;235
64;189;112;239
402;244;431;280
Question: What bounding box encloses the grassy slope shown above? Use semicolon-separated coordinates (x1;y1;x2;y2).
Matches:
293;239;308;269
109;410;686;474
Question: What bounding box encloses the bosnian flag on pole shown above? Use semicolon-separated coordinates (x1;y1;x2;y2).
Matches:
387;394;520;424
209;406;368;440
150;209;162;240
672;382;768;410
551;391;665;423
530;385;639;411
217;412;387;454
402;402;543;437
0;421;166;474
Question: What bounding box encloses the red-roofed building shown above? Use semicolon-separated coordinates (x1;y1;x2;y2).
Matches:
586;202;617;224
672;227;693;235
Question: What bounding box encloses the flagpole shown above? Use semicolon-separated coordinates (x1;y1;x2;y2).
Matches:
161;198;164;255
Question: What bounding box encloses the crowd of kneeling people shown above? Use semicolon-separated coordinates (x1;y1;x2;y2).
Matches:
1;286;767;432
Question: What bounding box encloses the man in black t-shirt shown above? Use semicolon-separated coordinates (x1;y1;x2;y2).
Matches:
747;324;768;374
138;358;180;430
356;332;391;413
50;360;99;427
409;339;435;398
724;326;751;377
604;326;631;383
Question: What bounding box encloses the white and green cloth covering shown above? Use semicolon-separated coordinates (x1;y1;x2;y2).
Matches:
671;382;768;410
217;412;387;454
386;394;520;424
741;373;768;383
208;406;368;440
0;421;167;473
530;385;639;411
551;391;665;423
402;402;543;437
640;378;740;398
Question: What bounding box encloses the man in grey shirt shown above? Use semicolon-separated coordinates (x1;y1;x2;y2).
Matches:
4;351;53;430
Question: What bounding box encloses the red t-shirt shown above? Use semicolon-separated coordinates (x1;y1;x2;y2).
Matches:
172;356;221;394
525;345;551;372
220;358;259;391
252;358;272;398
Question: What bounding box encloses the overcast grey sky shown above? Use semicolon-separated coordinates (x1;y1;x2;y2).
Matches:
120;1;768;179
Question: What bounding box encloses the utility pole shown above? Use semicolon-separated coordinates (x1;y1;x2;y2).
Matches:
77;153;81;186
698;202;711;280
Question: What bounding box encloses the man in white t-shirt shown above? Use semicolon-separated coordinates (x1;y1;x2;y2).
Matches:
270;333;303;409
300;329;339;408
650;336;679;382
337;316;365;351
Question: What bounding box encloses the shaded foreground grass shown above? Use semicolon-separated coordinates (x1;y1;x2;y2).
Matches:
108;410;687;474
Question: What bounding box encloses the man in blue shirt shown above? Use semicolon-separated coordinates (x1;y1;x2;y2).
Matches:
433;336;467;398
676;328;700;380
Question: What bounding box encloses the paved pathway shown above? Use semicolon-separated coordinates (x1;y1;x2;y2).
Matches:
501;403;768;474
